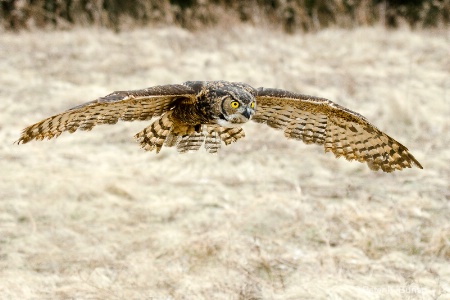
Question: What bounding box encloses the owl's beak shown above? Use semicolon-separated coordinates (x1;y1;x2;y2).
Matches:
242;108;252;119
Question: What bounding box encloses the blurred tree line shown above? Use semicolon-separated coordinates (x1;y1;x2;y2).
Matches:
1;0;448;31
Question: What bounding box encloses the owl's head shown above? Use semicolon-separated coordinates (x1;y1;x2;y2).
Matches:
209;82;257;128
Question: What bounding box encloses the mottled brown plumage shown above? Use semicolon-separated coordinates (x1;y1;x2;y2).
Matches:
17;80;423;172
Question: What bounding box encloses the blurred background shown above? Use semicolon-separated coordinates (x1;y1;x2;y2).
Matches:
2;0;449;31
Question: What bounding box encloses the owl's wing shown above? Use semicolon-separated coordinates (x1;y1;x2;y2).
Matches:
17;84;196;144
254;87;423;172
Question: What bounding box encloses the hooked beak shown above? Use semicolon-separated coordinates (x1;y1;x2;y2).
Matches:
242;108;252;119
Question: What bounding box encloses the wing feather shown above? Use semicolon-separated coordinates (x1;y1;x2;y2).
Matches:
17;84;195;144
255;87;423;172
173;125;245;153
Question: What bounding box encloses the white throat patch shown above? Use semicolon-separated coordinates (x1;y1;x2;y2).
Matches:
216;118;244;128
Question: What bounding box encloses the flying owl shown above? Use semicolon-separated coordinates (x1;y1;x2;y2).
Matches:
17;80;423;172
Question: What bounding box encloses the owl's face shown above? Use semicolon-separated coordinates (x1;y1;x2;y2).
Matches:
217;96;256;128
214;85;257;128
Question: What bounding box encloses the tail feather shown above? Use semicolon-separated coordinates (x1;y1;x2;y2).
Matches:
134;112;173;153
177;132;205;153
165;133;180;147
204;127;221;153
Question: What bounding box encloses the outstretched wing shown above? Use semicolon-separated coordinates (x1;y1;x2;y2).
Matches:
254;87;423;172
17;84;196;144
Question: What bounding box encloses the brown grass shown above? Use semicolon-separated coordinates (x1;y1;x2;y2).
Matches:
0;25;449;299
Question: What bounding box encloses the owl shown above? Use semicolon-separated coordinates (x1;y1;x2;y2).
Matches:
17;80;423;172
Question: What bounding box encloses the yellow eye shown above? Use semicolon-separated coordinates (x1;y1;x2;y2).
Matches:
250;102;255;109
230;101;240;109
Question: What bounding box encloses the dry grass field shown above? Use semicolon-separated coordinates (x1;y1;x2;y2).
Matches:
0;25;449;299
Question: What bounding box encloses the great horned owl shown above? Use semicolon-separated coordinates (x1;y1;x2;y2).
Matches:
17;80;423;172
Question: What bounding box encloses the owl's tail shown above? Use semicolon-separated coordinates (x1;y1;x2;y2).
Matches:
135;111;245;153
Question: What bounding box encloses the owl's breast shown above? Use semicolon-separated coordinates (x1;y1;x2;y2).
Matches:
171;97;214;126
